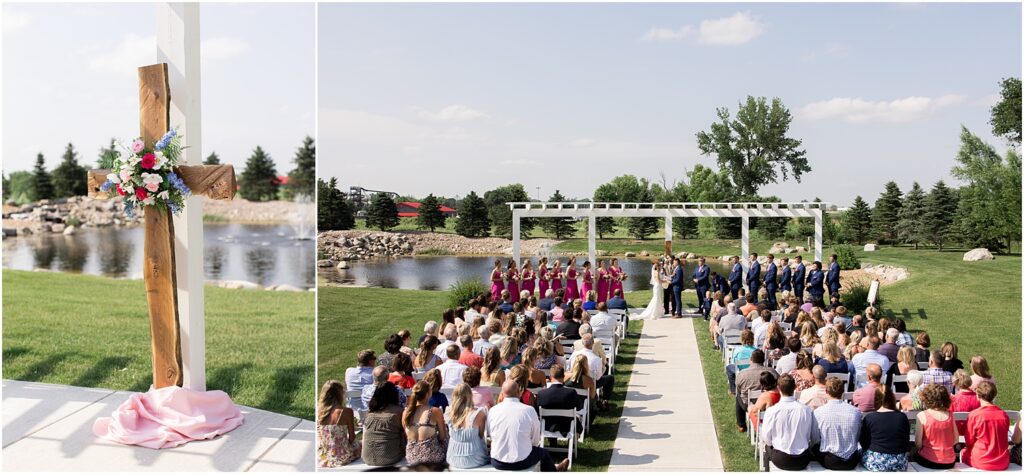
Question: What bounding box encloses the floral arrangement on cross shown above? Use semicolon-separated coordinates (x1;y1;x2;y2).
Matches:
98;129;191;217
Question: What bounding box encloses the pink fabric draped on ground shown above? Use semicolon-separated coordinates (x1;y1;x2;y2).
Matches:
93;385;244;449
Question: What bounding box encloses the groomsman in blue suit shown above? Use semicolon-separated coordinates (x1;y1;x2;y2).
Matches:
670;257;684;317
711;271;729;299
763;254;778;310
728;256;742;300
827;253;841;301
807;260;826;304
746;253;761;303
692;257;710;320
792;255;806;301
778;256;792;296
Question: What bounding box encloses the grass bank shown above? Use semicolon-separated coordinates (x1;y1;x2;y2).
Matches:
2;270;316;420
318;286;647;471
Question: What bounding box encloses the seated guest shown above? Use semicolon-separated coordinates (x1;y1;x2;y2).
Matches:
748;372;781;432
538;289;555;312
900;370;925;412
832;306;852;330
403;381;449;465
812;377;862;470
532;333;561;370
575;324;607;364
463;366;494;409
962;381;1010;471
458;335;484;368
420;321;439;347
415;336;443;372
859;387;910;472
536;365;580;436
847;314;866;338
446;383;490;469
761;374;816;470
582;290;597;311
499;290;515;314
317;380;361;468
564;355;598;407
423;369;449;412
799;365;829;409
549;297;565;322
388;352;416;389
951;369;981;434
970;355;995;390
607;290;628;311
735;349;778;433
519;347;548;388
363;365;408;410
852;364;883;413
345;350;377;412
590;302;618;343
436;325;460;356
816;342;852;377
740;296;758;317
473;325;498;357
788;351;816;392
774;338;802;375
751;310;772;343
570;335;614;401
913;384;958;470
914;332;931;365
885;346;916;393
851;336;891;387
438;344;469;389
361;382;406;467
481;347;507;389
940;341;964;374
464;299;485;325
878;328;900;363
764;327;791;367
726;329;757;395
398;329;416;356
555;307;582;340
921;350;954;392
716;303;747;349
487;381;569;471
1011;419;1022;466
893;319;913;347
378;334;403;371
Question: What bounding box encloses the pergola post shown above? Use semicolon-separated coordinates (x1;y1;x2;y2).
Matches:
587;215;596;265
512;211;521;266
741;215;750;282
664;212;673;256
814;209;823;263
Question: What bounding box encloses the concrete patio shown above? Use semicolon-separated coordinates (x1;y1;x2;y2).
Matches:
2;380;314;471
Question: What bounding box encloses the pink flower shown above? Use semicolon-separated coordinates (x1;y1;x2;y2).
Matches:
145;182;160;192
130;139;144;153
140;153;156;169
135;187;148;201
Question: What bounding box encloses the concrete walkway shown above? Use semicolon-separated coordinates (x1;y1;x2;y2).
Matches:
608;317;723;471
2;380;314;471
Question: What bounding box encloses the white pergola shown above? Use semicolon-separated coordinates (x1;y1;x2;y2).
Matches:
508;201;830;277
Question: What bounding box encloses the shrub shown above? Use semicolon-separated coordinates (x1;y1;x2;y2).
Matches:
842;279;882;315
416;247;454;256
448;277;488;308
64;216;82;228
832;244;860;270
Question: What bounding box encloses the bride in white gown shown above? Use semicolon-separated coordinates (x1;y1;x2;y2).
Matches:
638;260;667;320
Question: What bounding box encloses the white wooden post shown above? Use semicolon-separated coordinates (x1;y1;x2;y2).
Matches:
158;2;205;391
741;215;750;283
664;211;672;256
512;211;521;266
587;215;596;265
814;209;823;263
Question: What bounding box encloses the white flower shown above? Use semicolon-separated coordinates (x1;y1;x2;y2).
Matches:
141;172;163;192
142;196;156;206
128;153;141;166
157;190;170;200
119;169;133;183
106;173;121;184
121;183;134;194
153;151;167;170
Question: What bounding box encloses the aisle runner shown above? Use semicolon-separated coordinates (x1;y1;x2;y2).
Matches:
608;318;724;471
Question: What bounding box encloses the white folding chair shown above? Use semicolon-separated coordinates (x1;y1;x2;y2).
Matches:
571;387;591;441
539;408;578;468
917;361;929;370
346;388;366;423
412;371;427;381
826;372;850;383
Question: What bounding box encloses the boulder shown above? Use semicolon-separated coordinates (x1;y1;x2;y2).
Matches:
963;248;994;262
768;242;790;254
794;246;806;253
863;244;877;252
218;280;261;290
336;261;350;270
639;250;650;257
317;259;334;268
720;255;732;262
270;284;304;292
624;251;637;258
51;223;65;234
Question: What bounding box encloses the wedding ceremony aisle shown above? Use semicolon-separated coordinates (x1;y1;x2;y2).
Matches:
609;317;723;471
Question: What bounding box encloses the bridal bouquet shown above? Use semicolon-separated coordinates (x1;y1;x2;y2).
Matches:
98;130;191;218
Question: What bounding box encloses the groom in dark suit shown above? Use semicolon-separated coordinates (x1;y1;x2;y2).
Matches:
661;258;674;315
670;257;684;317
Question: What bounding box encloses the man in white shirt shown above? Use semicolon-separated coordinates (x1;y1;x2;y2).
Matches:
569;335;614;401
589;302;618;344
749;309;770;334
850;336;891;387
760;374;817;470
464;299;484;325
487;381;568;471
774;338;802;375
436;345;468;389
716;303;747;349
574;324;607;366
798;366;830;409
435;325;459;358
473;325;497;358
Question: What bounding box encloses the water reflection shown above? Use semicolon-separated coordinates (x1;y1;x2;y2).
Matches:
321;255;733;292
3;223;313;288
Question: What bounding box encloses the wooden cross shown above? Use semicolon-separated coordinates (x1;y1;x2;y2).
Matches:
86;63;235;389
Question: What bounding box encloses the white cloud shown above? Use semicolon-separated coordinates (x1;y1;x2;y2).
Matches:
428;126;476;142
414;104;489;122
201;37;248;60
89;34;156;76
797;94;968;123
571;138;597;147
3;9;30;32
643;12;764;46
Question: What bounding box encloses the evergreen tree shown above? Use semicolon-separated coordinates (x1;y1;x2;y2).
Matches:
238;146;279;201
592;183;617;238
32;153;53;200
922;181;958;251
317;178;354;231
284;136;316;199
664;181;698;239
416;194;447;232
97;139;118;168
366;192;400;231
753;195;787;239
841;196;872;245
455;191;490;237
872;181;903;244
540;190;577;239
204;152;221;165
626;185;659;240
51;143;88;198
483;184;533;238
897;182;927;249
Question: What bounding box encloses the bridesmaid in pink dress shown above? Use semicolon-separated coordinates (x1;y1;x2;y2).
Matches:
580;261;594;301
506;259;520;302
596;260;610;304
609;258;624;297
537;257;549;299
489;259;504;302
521;260;535;297
550;260;563;294
565;257;580;301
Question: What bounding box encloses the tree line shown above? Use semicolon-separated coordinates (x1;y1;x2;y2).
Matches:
2;136;316;204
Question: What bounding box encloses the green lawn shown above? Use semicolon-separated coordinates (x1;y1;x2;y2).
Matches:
2;270;316;420
318;286;646;471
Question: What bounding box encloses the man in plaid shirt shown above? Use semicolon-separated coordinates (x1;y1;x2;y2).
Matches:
921;350;954;392
812;378;862;469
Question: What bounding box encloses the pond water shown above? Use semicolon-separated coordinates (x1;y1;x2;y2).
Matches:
320;255;732;292
3;223;316;289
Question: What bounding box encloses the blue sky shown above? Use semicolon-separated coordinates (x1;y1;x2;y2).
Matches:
3;3;314;174
319;3;1021;206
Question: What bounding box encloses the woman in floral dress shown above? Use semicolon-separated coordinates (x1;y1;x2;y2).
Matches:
317;380;360;468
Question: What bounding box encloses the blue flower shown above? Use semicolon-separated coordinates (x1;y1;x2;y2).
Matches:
167;172;191;197
124;200;136;218
166;199;182;215
155;129;177;151
100;180;114;192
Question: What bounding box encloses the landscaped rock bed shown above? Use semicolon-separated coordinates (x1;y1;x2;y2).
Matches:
317;230;563;264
